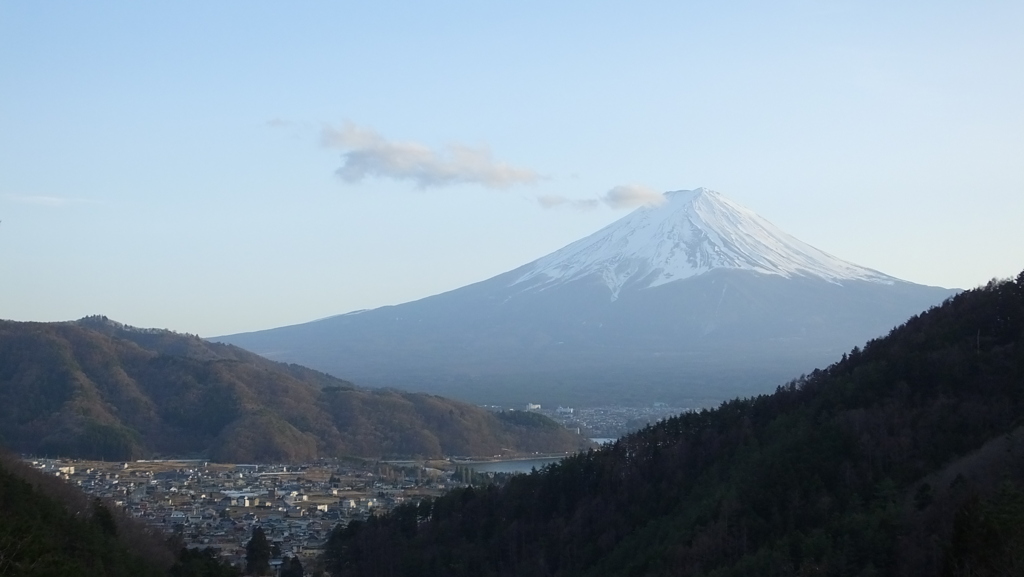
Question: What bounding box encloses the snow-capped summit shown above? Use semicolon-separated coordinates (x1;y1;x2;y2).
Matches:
513;188;894;298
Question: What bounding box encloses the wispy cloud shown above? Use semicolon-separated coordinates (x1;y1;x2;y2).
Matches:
538;185;665;211
601;185;666;209
321;122;540;189
2;194;97;208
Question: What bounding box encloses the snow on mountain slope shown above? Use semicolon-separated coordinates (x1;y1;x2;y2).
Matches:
512;188;896;298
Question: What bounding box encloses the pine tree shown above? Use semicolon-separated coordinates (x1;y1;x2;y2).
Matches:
245;527;271;576
280;556;304;577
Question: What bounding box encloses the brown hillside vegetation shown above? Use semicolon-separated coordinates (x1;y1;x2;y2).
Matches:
0;316;587;462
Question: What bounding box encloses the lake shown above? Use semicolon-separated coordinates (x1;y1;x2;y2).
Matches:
462;439;617;474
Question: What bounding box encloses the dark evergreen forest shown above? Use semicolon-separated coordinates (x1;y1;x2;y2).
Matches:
322;270;1024;577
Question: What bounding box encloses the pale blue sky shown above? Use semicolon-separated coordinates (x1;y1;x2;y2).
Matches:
2;1;1022;336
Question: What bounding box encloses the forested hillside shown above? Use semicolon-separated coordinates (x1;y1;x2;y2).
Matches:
0;317;586;462
322;270;1024;577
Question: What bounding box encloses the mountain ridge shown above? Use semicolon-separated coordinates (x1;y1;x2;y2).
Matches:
0;317;588;462
217;189;957;406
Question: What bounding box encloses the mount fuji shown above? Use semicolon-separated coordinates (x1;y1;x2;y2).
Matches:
217;188;957;406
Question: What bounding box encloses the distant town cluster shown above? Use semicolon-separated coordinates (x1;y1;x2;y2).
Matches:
511;403;692;438
27;457;483;571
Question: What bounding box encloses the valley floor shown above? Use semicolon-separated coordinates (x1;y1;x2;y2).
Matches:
25;456;482;570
